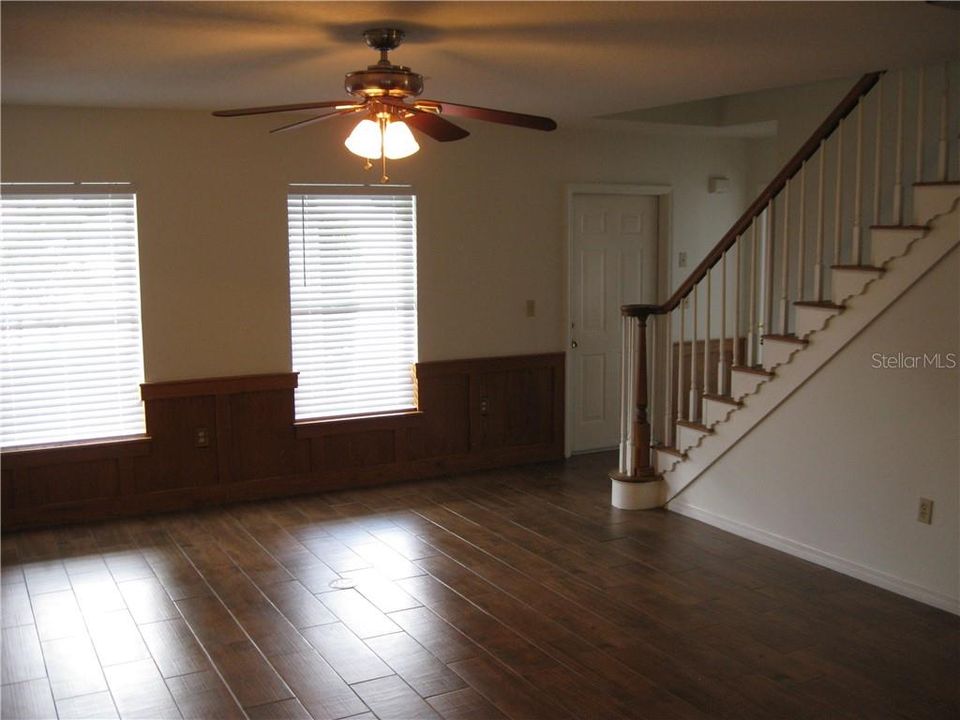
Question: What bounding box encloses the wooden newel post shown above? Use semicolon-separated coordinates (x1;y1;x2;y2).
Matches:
610;304;659;486
632;311;652;474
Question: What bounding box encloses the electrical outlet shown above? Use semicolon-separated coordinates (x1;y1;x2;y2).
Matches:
917;498;933;524
195;427;210;448
678;251;687;268
479;397;489;416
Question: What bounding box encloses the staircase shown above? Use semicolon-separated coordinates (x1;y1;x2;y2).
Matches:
610;62;960;510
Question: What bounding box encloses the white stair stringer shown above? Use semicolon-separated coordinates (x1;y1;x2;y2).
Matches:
654;446;684;475
676;421;712;454
831;267;884;305
794;303;843;339
913;183;960;225
760;336;808;371
871;226;929;266
702;395;741;428
729;366;773;401
871;185;959;266
656;201;960;506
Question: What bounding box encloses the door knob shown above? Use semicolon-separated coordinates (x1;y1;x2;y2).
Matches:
571;340;579;348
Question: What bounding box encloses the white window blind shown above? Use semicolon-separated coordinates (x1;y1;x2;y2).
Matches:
288;191;418;420
0;191;146;448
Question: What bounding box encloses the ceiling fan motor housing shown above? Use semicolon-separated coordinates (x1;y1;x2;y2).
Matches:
346;28;423;98
344;66;424;98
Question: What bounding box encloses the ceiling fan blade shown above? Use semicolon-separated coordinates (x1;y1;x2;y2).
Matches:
404;110;470;142
269;107;364;134
212;100;358;117
414;99;557;131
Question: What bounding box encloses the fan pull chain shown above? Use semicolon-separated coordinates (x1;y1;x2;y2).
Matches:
380;116;389;183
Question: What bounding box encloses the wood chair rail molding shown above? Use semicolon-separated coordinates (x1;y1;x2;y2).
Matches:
1;435;152;468
141;372;299;400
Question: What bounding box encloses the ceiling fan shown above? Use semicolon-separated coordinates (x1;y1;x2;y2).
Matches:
213;28;557;181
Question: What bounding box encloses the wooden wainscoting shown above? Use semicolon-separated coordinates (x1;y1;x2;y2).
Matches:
1;353;564;530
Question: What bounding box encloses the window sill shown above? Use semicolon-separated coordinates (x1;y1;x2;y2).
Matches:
294;410;423;438
1;434;153;468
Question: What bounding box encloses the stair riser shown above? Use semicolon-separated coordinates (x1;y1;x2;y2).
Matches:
761;339;802;371
913;185;960;225
871;228;922;266
676;424;709;453
794;306;841;339
730;371;770;401
831;269;883;305
702;398;737;428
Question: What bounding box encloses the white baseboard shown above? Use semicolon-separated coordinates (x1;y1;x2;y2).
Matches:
667;500;960;615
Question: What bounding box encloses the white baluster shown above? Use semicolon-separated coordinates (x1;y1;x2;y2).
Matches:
894;70;905;225
852;99;864;264
764;199;775;340
780;180;790;334
625;317;636;476
815;140;826;300
677;298;686;422
797;161;807;301
939;62;948;182
873;77;883;227
649;314;658;447
734;238;742;369
748;222;758;367
703;267;711;402
833;118;844;266
664;311;674;447
719;249;728;394
690;281;699;421
916;66;925;184
618;314;629;473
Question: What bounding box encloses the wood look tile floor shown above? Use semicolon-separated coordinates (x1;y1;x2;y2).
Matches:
1;452;957;720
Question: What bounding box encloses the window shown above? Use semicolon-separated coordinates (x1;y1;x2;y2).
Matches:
0;187;146;448
287;189;418;420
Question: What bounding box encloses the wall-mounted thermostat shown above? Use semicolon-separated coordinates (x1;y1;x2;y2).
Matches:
708;176;730;194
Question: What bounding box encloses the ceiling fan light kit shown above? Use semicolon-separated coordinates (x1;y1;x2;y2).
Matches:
213;28;557;183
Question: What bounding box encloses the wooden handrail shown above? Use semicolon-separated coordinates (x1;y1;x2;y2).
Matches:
621;304;659;318
656;71;884;315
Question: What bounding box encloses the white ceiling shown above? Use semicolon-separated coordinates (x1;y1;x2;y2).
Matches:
2;1;958;124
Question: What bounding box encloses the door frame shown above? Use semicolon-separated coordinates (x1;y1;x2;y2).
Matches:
564;183;673;457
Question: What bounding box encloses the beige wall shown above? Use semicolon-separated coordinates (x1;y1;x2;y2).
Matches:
728;74;854;192
673;246;960;610
1;105;748;381
724;75;853;169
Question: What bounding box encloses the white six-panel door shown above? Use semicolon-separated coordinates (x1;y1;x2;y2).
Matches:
569;193;658;453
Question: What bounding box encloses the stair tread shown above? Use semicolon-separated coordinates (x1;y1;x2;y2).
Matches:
653;444;686;459
762;333;809;344
676;420;713;433
731;364;774;377
831;264;884;272
870;224;929;230
702;393;742;406
794;300;844;310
